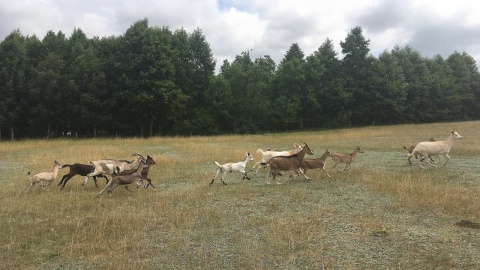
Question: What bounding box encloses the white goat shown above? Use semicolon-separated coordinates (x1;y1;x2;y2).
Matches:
88;153;145;178
404;137;435;165
27;160;61;191
251;143;302;175
210;152;254;186
331;146;364;172
410;130;463;168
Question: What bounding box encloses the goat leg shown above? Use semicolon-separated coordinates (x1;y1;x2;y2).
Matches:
333;163;342;172
144;178;155;189
92;176;99;187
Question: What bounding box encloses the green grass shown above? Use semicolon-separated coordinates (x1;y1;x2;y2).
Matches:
1;121;480;269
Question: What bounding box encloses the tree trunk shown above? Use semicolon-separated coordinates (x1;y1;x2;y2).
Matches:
149;118;154;137
93;124;97;137
47;122;51;139
10;126;14;141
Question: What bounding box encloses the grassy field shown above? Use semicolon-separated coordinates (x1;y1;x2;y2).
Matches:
1;121;480;269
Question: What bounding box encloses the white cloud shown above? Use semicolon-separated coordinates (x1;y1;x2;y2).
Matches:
0;0;479;69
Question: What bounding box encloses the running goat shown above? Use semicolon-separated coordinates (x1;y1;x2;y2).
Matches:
57;163;109;190
210;152;254;186
298;149;333;179
410;130;462;169
331;146;363;172
27;160;61;191
262;141;314;185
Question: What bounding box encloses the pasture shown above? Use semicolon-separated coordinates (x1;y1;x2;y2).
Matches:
1;121;480;269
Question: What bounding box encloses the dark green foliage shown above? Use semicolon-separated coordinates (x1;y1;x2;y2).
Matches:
0;23;479;139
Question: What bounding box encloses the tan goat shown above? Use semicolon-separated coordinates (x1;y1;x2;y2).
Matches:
331;146;363;172
27;160;61;191
298;149;333;179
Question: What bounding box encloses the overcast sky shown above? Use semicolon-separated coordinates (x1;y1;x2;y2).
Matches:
1;0;480;70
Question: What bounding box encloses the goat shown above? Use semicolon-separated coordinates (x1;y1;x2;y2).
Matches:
210;152;254;186
410;130;463;168
98;160;149;196
116;155;156;189
88;153;145;178
404;137;435;165
27;160;61;191
57;163;109;190
331;146;363;172
251;143;302;175
262;141;314;185
298;149;333;179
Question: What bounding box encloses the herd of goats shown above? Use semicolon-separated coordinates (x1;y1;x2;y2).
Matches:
26;130;463;195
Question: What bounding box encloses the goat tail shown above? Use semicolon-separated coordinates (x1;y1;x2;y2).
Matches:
256;149;264;154
214;161;222;168
59;164;72;169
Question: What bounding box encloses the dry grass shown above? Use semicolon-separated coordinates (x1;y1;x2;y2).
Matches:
1;121;480;269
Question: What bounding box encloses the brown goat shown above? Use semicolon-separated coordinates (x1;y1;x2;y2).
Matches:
98;160;148;196
331;146;363;172
404;137;435;165
298;149;333;179
262;141;314;184
116;155;156;189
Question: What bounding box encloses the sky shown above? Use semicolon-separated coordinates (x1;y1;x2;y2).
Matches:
1;0;480;70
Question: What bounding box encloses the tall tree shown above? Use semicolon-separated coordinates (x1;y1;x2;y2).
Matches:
66;30;109;137
116;19;185;137
447;51;480;119
0;30;27;140
340;26;374;126
391;45;432;122
221;50;257;133
270;43;306;131
172;28;216;135
425;55;459;121
305;38;351;128
249;55;276;130
369;50;407;124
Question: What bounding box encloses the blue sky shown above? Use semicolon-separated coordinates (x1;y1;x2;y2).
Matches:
1;0;479;69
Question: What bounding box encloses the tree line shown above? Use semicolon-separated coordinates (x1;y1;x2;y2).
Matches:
1;18;479;140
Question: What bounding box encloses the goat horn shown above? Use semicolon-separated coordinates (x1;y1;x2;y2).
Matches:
132;153;145;158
